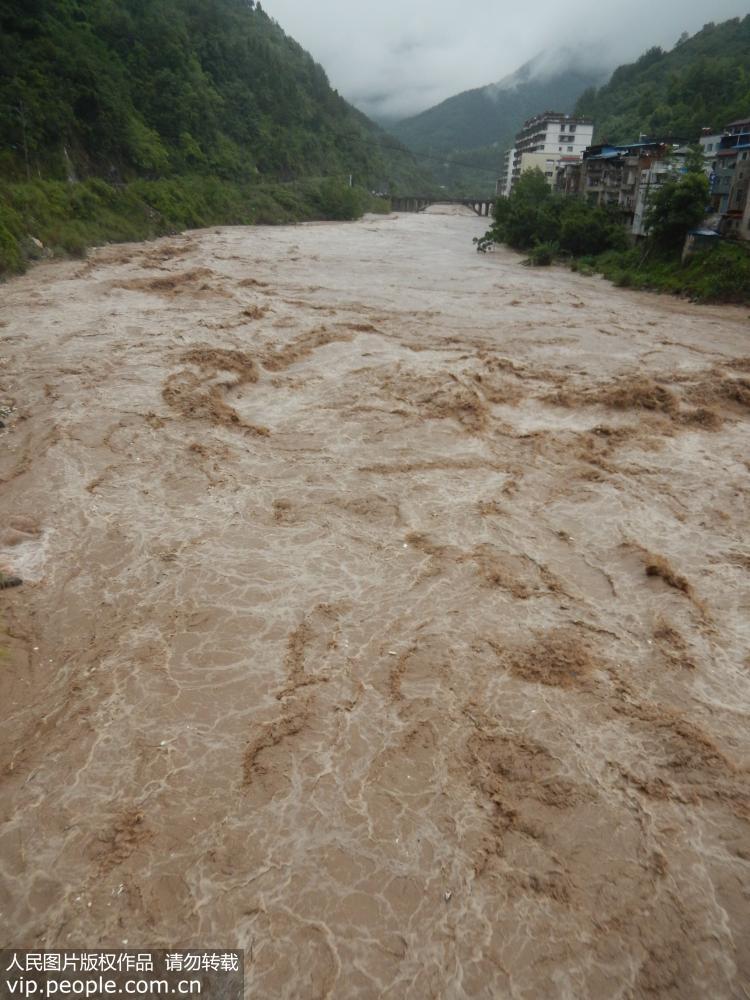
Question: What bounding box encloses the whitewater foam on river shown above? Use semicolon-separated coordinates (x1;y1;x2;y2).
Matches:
1;210;749;998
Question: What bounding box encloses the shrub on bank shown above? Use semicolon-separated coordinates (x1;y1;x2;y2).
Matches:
313;179;370;221
0;176;387;277
0;221;24;274
591;242;750;303
523;241;558;266
479;167;749;306
679;242;750;302
480;169;627;257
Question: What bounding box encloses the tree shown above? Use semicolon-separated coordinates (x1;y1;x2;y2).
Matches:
644;172;709;251
559;201;626;256
497;168;561;250
0;0;431;191
477;169;628;257
684;143;706;174
575;15;750;146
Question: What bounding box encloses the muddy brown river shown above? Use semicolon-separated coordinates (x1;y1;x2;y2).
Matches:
1;207;749;998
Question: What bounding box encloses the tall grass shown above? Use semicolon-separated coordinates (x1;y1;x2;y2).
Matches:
0;177;390;276
586;243;750;304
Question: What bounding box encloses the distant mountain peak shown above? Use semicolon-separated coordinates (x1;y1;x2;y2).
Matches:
388;51;610;155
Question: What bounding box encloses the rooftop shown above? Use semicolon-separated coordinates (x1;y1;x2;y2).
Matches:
583;140;668;161
519;110;594;130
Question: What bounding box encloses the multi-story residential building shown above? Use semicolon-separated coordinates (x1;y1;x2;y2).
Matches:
508;111;594;192
555;140;694;237
576;141;681;233
699;129;724;177
710;117;750;237
504;109;750;242
579;144;637;210
631;149;691;236
724;150;750;239
514;111;594;159
555;160;583;196
496;148;515;197
513;150;582;188
726;118;750;139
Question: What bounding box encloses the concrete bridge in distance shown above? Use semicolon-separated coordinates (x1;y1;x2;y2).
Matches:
390;196;495;217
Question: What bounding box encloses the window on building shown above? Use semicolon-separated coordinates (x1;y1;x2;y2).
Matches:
567;146;573;152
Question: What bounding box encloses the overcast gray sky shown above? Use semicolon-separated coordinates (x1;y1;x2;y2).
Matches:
264;1;750;120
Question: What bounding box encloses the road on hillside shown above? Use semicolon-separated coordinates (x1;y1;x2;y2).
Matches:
1;206;749;998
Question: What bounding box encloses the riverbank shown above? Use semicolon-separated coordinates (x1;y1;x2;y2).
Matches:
477;171;750;306
0;176;389;276
1;210;749;998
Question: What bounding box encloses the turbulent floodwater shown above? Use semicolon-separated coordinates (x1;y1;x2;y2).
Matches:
1;207;749;999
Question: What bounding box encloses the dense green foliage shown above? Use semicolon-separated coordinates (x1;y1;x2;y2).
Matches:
413;143;506;200
390;58;604;154
645;171;710;250
391;14;750;195
475;169;626;256
0;176;389;275
576;16;750;142
477;168;748;304
575;243;750;304
389;58;606;197
0;0;435;274
0;0;427;188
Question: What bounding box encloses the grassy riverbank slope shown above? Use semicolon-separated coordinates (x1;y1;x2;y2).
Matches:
0;177;390;275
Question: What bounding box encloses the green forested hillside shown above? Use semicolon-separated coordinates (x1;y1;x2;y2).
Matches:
0;0;426;188
0;0;437;274
576;16;750;142
388;57;607;196
390;60;605;155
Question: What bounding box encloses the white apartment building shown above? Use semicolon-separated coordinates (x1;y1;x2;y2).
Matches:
497;147;515;197
509;111;594;191
699;131;724;176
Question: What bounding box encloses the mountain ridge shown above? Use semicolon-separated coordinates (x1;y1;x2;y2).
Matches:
575;15;750;143
388;55;609;154
0;0;431;193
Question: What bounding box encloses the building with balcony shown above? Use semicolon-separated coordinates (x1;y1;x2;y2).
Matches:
709;118;750;238
496;147;515;197
555;160;583;196
577;141;680;232
558;141;693;236
699;130;724;177
631;150;690;236
508;111;594;192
